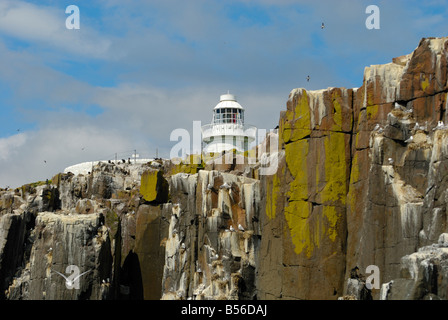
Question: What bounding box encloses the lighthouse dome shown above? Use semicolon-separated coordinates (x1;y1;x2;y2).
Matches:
214;93;243;110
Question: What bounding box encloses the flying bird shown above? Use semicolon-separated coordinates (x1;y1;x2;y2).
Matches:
52;269;91;288
306;75;310;82
321;22;325;29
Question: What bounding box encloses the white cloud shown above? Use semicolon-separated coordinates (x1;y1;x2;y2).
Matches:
0;133;27;161
0;77;286;188
0;0;112;58
1;0;447;189
0;124;137;188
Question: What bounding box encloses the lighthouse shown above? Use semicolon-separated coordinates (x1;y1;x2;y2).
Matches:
201;93;256;154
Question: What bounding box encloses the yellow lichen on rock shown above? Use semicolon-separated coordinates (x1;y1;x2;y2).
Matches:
140;170;159;202
282;94;320;257
281;89;349;257
284;200;317;257
170;154;204;175
140;169;169;203
320;132;347;242
320;132;347;205
285;139;309;201
421;75;430;91
282;90;312;144
266;166;283;220
366;104;379;120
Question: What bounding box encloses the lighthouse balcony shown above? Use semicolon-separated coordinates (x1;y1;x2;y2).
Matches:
201;123;257;142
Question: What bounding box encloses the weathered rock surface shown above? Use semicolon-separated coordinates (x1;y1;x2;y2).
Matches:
2;37;448;300
257;36;448;300
380;233;448;300
0;159;261;300
161;171;261;300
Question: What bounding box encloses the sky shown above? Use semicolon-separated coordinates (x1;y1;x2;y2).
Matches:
0;0;447;188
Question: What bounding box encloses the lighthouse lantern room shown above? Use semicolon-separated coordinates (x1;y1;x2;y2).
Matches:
201;93;256;154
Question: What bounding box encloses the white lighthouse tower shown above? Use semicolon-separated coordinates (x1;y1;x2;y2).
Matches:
201;93;256;154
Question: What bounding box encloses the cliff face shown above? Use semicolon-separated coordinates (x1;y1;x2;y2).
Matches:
258;36;448;300
1;37;448;300
0;159;261;300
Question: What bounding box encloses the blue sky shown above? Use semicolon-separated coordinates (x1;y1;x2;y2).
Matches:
0;0;447;187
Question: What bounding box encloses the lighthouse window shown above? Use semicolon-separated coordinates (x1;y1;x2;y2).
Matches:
213;108;245;124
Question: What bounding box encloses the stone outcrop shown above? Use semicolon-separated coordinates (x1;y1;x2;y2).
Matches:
161;171;260;300
2;37;448;300
258;87;352;299
0;158;261;300
257;36;448;300
380;233;448;300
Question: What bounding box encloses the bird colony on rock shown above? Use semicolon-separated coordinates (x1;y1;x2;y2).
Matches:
2;37;448;300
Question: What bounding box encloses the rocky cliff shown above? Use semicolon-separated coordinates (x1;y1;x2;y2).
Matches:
258;36;448;300
0;158;261;300
1;37;448;300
